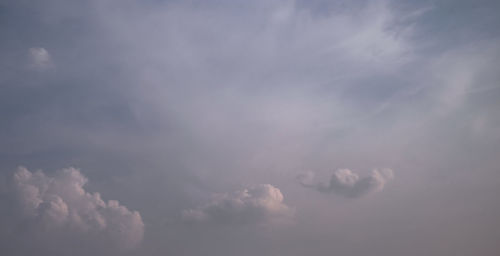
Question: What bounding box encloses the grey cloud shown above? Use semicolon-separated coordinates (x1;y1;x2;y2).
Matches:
28;47;53;70
9;166;144;250
182;184;293;225
298;168;394;198
1;0;500;255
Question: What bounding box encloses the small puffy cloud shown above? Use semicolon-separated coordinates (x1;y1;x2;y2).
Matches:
182;184;293;225
11;166;144;250
298;168;394;198
28;47;53;70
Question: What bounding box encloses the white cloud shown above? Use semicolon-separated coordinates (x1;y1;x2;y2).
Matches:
298;168;394;198
429;43;499;114
28;47;53;70
182;184;293;225
11;166;144;250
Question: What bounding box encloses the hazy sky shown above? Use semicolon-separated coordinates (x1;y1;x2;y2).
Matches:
1;0;500;255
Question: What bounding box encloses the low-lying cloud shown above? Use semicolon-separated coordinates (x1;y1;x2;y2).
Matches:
298;168;394;198
9;166;144;250
182;184;293;225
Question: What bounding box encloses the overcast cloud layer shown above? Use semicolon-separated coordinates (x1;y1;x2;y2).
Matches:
1;0;500;255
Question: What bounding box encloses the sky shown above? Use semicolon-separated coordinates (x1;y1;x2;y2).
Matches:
0;0;500;255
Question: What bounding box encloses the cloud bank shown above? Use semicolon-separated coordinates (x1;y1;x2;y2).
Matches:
10;166;144;250
298;168;394;198
182;184;293;225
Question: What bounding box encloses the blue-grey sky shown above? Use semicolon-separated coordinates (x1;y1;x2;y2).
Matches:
1;0;500;255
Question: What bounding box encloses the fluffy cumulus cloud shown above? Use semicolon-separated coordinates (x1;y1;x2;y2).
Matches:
10;166;144;250
298;168;394;198
182;184;293;225
28;47;53;70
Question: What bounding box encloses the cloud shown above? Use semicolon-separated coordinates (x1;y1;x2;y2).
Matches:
10;166;144;250
298;168;394;198
182;184;293;225
28;47;53;70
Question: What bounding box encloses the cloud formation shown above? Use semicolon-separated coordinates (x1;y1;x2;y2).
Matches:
0;0;499;255
10;166;144;250
182;184;293;225
298;168;394;198
28;47;52;70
